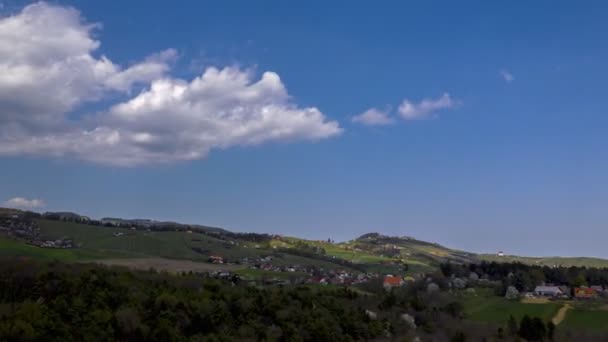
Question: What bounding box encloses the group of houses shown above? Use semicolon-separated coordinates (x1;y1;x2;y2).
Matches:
531;285;605;299
0;216;76;249
0;216;40;241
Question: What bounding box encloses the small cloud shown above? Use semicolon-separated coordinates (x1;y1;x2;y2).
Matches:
3;197;45;209
398;93;457;120
500;69;514;83
352;108;394;126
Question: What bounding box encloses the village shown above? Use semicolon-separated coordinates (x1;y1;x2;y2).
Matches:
526;284;606;300
0;215;75;249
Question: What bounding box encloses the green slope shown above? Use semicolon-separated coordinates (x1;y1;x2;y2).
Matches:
0;237;134;261
478;254;608;268
461;289;560;323
3;212;608;271
17;219;361;271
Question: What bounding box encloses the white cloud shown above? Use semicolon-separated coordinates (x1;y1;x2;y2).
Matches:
398;93;457;120
0;3;174;127
352;108;394;126
3;197;45;209
500;69;514;83
0;3;342;166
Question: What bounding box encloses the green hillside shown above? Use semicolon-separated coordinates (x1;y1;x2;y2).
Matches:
342;233;478;268
3;209;608;272
10;218;362;271
460;288;560;323
479;254;608;268
0;237;133;261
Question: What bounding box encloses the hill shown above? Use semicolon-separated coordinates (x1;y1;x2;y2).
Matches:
2;207;608;272
1;216;365;273
479;254;608;268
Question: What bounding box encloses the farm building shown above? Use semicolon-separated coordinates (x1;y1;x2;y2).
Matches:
533;286;563;297
574;287;597;299
590;285;604;293
208;255;224;264
383;275;404;290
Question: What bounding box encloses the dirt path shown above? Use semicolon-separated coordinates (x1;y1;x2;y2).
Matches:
552;303;572;325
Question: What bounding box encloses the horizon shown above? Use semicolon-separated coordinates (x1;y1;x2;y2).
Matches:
2;1;608;258
5;205;608;260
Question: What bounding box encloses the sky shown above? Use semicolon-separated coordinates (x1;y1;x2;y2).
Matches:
1;1;608;257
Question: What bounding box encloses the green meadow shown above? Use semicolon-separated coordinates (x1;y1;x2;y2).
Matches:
461;289;560;323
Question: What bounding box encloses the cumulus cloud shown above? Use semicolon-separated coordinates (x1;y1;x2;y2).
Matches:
500;69;514;83
0;3;342;166
0;2;174;127
352;108;394;126
3;197;45;209
398;93;457;120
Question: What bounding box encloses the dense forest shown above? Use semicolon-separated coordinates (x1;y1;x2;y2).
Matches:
2;258;608;340
0;259;384;341
0;258;498;341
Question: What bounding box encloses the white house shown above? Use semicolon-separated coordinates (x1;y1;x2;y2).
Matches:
534;286;563;297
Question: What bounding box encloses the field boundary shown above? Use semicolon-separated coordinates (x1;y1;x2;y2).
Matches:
552;303;572;325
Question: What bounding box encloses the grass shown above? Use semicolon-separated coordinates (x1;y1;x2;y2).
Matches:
560;305;608;331
17;219;362;272
479;254;608;268
461;288;560;323
0;237;133;261
93;258;241;273
235;268;309;280
271;237;438;273
272;237;392;263
37;219;275;261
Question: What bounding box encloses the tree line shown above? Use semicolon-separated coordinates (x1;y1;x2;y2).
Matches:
441;261;608;291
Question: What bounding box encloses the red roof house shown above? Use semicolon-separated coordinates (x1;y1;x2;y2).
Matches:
574;287;597;299
383;275;404;290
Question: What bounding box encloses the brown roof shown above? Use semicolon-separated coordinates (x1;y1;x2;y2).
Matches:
574;287;596;297
383;275;403;286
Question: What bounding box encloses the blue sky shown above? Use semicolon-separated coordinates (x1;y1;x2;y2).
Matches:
1;1;608;257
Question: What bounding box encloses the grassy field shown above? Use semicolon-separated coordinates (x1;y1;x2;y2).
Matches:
30;220;441;273
21;219;362;272
271;237;392;263
0;236;134;261
271;237;440;274
92;257;240;273
461;289;561;323
560;303;608;331
235;268;309;280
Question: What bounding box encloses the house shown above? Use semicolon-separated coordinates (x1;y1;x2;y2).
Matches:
497;251;505;257
534;286;563;297
574;287;597;299
590;285;604;293
383;275;404;290
208;255;224;264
